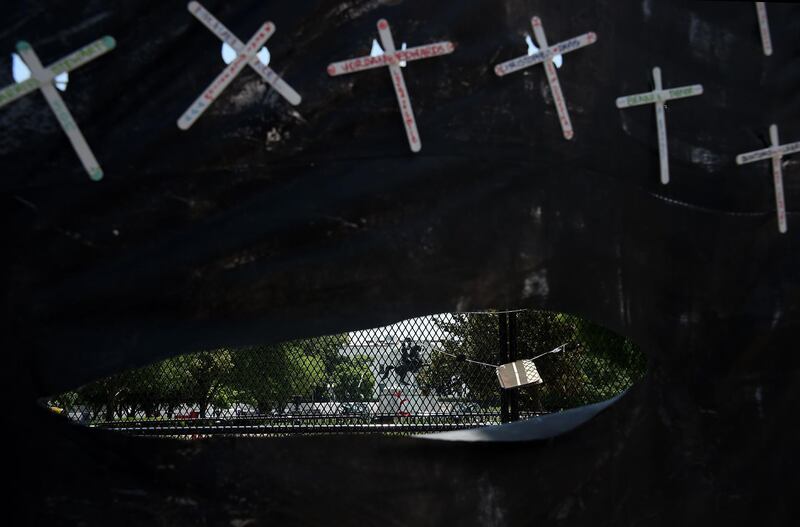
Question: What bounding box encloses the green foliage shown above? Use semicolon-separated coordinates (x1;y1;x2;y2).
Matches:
287;352;327;398
73;370;136;421
228;342;327;412
302;333;352;374
417;314;500;402
49;390;78;410
180;350;235;418
58;338;338;420
515;313;645;411
418;311;645;411
331;355;375;401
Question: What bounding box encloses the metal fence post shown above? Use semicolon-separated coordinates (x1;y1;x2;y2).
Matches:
499;312;509;423
508;311;520;422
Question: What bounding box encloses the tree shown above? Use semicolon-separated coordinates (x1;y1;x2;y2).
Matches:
58;334;351;422
515;311;645;411
417;314;500;403
298;333;351;375
115;359;188;419
73;369;137;421
228;342;327;412
331;355;374;401
417;311;645;413
178;350;235;418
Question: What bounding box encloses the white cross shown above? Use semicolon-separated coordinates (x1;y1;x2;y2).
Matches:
178;1;302;131
327;19;455;153
615;67;703;185
736;124;799;234
0;36;116;181
494;17;597;140
755;2;773;57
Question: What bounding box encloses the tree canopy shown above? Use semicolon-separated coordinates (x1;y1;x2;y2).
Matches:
55;333;369;421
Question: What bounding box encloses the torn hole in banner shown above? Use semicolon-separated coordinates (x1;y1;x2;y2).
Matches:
40;310;645;439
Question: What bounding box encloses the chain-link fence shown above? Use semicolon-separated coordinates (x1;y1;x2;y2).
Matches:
46;310;646;437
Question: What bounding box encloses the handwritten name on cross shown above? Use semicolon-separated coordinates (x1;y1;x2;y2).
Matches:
736;125;800;233
327;19;455;153
0;37;116;181
494;17;597;140
755;2;773;56
178;1;302;130
616;67;703;185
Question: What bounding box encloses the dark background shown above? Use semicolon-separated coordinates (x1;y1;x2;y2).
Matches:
4;0;799;524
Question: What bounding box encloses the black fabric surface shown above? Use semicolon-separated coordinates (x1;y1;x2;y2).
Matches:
4;0;800;524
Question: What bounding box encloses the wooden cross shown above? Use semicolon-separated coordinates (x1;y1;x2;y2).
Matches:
494;17;597;140
327;19;455;152
615;67;703;185
178;1;302;131
755;2;773;57
736;124;799;233
0;36;116;181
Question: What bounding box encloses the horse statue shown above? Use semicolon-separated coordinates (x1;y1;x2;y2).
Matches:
378;339;424;386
